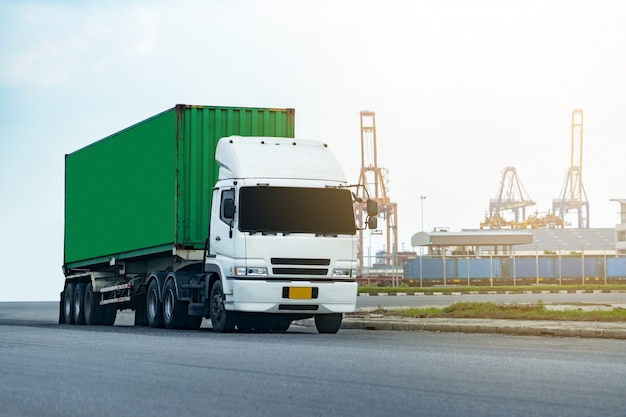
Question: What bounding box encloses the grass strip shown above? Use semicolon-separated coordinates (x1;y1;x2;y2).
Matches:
370;301;626;322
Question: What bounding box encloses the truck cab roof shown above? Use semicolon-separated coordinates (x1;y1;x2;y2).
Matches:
215;136;348;183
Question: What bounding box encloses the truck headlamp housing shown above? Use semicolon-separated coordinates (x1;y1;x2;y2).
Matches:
234;266;268;276
332;268;354;278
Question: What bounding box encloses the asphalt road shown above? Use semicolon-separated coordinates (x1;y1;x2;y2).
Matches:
1;302;626;416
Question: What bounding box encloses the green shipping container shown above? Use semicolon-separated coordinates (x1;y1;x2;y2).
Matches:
64;104;295;269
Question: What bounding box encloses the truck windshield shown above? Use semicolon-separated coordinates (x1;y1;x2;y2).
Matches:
238;187;356;235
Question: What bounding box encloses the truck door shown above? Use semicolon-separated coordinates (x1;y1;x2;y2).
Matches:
210;187;237;267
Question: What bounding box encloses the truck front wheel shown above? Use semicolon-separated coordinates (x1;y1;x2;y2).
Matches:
314;313;343;334
73;283;86;325
146;280;164;328
209;281;235;333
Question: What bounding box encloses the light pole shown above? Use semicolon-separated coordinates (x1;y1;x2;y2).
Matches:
419;195;426;288
419;195;427;232
369;229;383;286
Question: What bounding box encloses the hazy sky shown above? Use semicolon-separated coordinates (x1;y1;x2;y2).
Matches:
1;0;625;301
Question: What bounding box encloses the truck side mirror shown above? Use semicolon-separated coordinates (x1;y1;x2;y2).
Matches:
223;198;235;219
367;199;378;217
367;216;378;230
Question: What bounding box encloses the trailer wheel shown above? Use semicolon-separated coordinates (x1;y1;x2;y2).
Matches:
83;282;102;325
163;280;187;329
146;280;164;328
314;313;343;334
63;283;75;325
209;281;235;333
73;283;86;325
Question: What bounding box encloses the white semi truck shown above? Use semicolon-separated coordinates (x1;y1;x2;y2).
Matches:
61;105;377;333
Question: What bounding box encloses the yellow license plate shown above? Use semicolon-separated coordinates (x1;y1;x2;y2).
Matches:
289;287;313;299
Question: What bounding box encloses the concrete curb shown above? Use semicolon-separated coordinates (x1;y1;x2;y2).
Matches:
341;316;626;340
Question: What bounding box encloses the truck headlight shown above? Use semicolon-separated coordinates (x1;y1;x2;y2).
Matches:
234;266;268;276
332;269;354;278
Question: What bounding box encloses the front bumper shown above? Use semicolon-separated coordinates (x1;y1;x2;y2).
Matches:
225;279;358;314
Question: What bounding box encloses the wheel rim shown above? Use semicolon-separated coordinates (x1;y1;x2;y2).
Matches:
84;289;91;322
64;290;72;319
148;288;158;320
74;288;81;318
164;289;174;322
210;290;224;323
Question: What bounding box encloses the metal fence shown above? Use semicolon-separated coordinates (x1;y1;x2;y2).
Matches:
402;254;626;286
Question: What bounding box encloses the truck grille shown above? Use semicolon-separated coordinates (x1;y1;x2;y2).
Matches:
271;258;330;276
273;268;328;275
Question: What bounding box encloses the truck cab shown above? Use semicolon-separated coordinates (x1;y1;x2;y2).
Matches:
205;136;361;333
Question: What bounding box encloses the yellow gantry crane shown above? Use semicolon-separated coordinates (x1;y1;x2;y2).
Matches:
354;111;398;277
481;167;535;229
553;109;589;228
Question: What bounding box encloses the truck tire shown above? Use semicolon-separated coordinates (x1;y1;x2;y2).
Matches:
209;281;235;333
83;282;102;325
63;283;75;325
146;280;164;328
314;313;342;334
163;280;187;329
73;283;86;325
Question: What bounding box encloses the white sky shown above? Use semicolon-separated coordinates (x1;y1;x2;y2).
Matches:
1;0;625;301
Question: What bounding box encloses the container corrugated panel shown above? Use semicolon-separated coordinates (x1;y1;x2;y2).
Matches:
511;258;536;278
473;258;494;278
608;258;626;278
459;258;501;279
446;259;456;279
404;259;426;279
537;257;555;278
560;257;583;278
64;105;295;269
405;259;455;279
511;257;556;278
584;257;598;278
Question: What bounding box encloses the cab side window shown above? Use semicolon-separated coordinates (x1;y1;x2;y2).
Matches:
220;189;235;224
